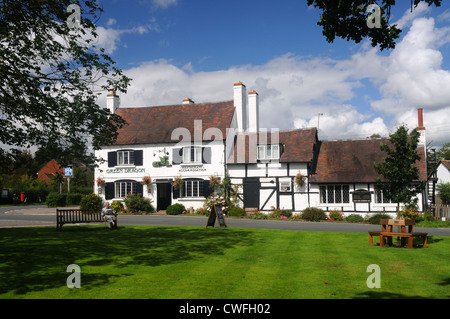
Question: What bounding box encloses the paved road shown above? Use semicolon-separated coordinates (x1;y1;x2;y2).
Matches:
1;205;450;236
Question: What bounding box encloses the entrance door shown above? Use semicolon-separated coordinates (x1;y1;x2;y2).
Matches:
243;178;260;209
157;183;172;211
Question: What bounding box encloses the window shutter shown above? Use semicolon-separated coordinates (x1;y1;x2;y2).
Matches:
105;182;115;200
172;148;183;165
108;151;117;167
134;150;143;166
203;179;212;198
135;182;143;195
172;185;180;199
202;147;211;164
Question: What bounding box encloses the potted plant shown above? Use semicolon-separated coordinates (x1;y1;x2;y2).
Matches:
209;175;221;190
172;175;184;190
95;177;106;188
294;173;305;187
141;176;153;187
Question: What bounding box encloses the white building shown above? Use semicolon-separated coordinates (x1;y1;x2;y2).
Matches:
94;90;236;211
436;160;450;185
95;82;428;216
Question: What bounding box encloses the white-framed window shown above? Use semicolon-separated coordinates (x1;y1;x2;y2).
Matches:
115;181;137;198
257;144;280;160
320;185;350;204
183;146;203;164
280;180;292;192
183;180;204;198
117;150;134;165
375;187;392;203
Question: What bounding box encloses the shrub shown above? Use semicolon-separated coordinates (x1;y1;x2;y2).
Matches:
437;182;450;205
268;207;293;219
111;201;125;214
399;207;421;221
123;193;154;214
46;192;66;207
80;193;103;212
367;213;392;225
227;206;246;217
195;207;207;215
166;203;186;215
328;209;344;221
300;207;326;221
204;194;227;213
345;214;365;223
66;193;82;206
250;211;267;219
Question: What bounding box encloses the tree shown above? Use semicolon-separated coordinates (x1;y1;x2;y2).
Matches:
0;0;130;165
437;142;450;160
307;0;442;51
436;183;450;205
374;125;425;210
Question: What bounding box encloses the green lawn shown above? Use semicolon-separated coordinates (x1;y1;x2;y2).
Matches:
0;225;449;299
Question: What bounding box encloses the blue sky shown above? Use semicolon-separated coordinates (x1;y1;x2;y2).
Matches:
91;0;450;147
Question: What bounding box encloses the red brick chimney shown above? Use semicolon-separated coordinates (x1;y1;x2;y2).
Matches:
418;108;424;128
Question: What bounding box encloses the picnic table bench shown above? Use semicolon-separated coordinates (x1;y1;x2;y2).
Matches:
56;208;117;230
368;219;427;248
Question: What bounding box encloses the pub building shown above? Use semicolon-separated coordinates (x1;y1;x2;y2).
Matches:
94;82;427;216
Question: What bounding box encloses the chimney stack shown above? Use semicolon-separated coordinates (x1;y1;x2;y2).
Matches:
416;108;426;147
182;97;195;105
248;90;259;133
107;89;120;113
418;108;424;128
233;81;247;132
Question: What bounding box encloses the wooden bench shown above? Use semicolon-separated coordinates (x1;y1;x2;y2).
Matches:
380;232;428;248
56;209;117;230
368;231;385;245
369;219;427;248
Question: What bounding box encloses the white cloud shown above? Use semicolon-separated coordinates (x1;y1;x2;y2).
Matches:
90;22;158;54
106;8;450;147
151;0;178;10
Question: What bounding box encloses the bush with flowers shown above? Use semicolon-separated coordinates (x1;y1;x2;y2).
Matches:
327;209;344;221
250;210;268;219
111;201;125;214
269;206;293;219
80;193;103;212
204;194;227;214
195;207;207;215
399;207;421;221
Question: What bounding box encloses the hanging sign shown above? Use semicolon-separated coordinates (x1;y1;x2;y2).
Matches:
64;167;73;177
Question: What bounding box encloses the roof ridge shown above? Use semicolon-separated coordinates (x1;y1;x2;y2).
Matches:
117;100;234;110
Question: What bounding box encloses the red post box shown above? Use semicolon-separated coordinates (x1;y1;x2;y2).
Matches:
20;192;25;202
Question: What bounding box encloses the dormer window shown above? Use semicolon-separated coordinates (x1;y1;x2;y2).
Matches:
257;144;280;160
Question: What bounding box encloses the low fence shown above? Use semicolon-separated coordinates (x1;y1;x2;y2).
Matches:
430;205;450;221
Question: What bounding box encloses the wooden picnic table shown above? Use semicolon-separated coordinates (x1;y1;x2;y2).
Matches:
368;219;427;248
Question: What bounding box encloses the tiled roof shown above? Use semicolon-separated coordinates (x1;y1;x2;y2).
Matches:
440;159;450;170
114;101;235;145
227;128;318;164
310;138;427;183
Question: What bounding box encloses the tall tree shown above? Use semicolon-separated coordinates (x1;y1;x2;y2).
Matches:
374;125;425;210
307;0;442;51
0;0;130;165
